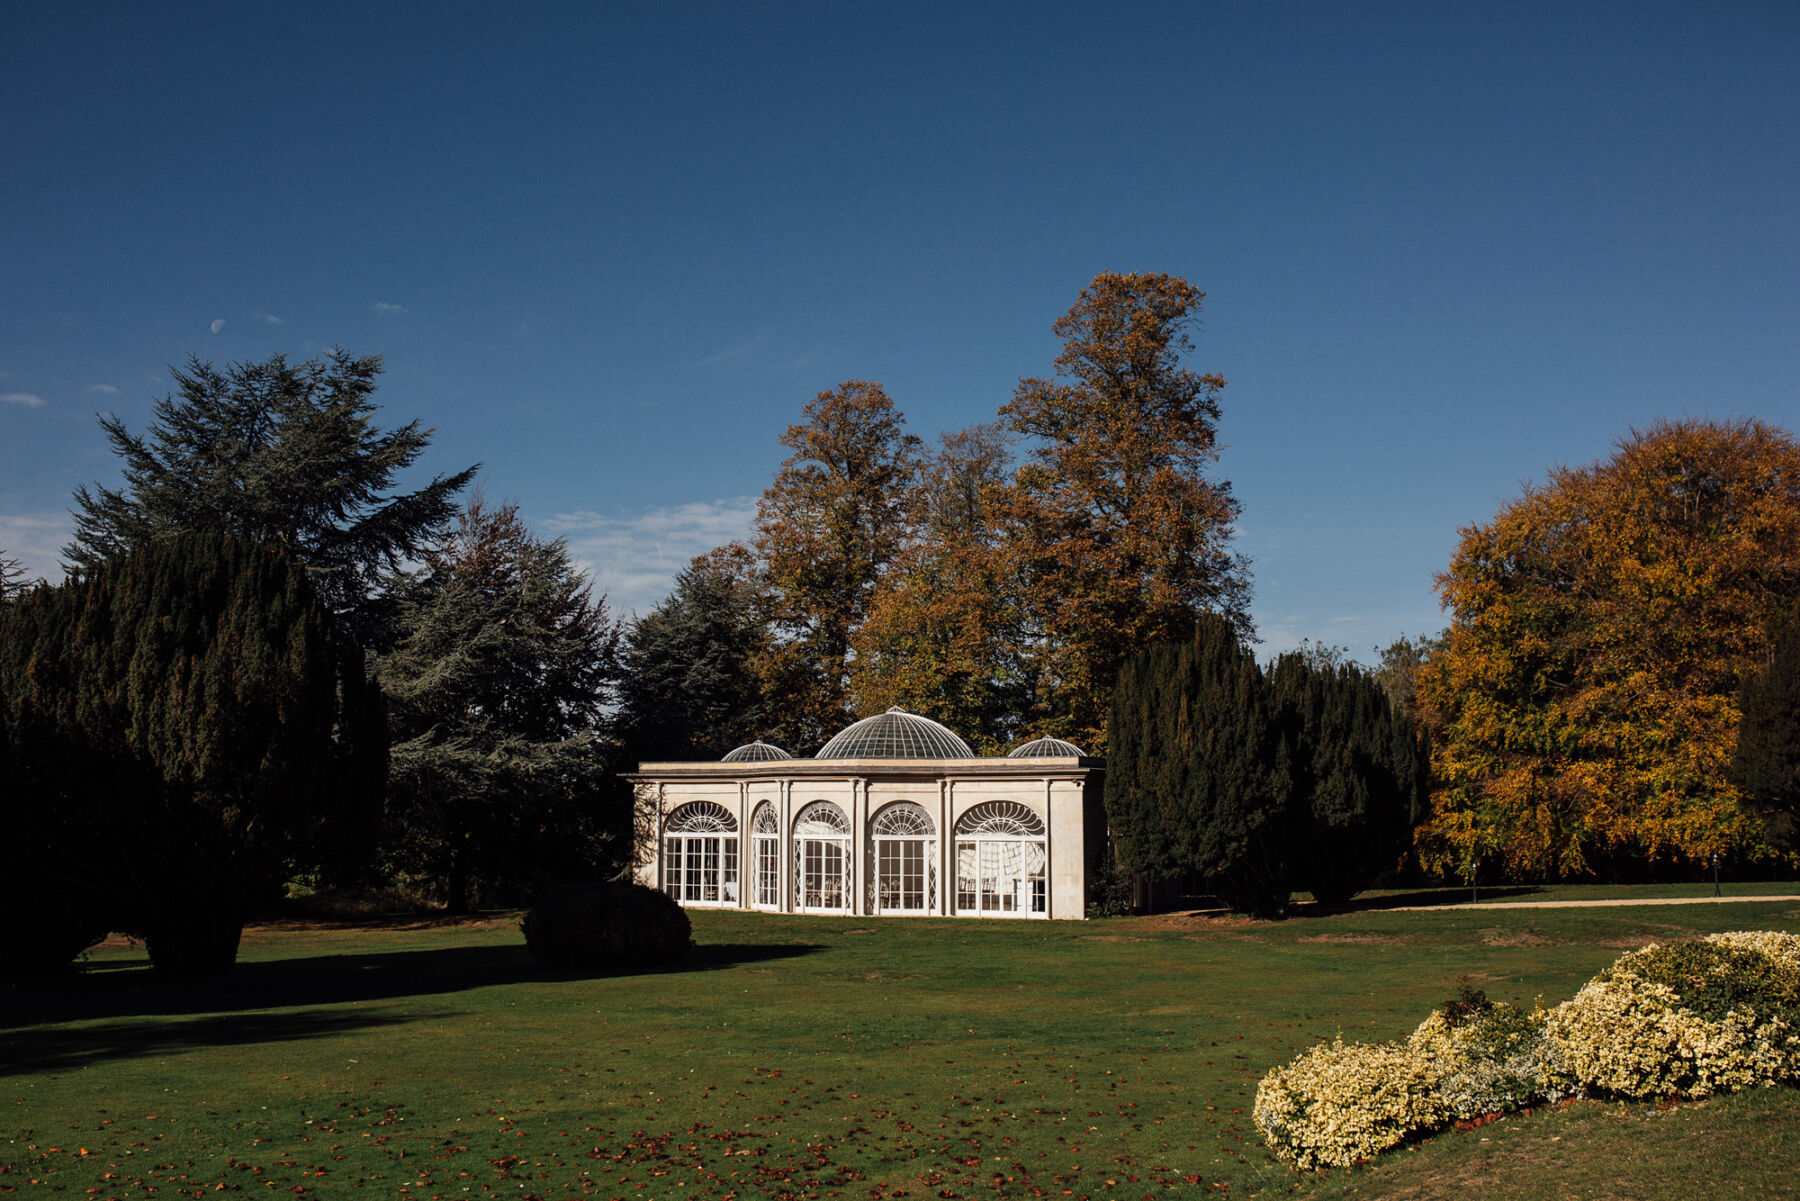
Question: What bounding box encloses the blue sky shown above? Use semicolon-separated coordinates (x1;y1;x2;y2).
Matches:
4;2;1796;660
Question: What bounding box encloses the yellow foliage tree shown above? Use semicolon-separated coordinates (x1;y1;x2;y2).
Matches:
1417;418;1800;879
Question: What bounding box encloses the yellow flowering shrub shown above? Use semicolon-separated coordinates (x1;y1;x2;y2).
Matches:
1252;1036;1445;1169
1707;929;1800;974
1256;931;1799;1170
1544;934;1800;1099
1406;1003;1573;1120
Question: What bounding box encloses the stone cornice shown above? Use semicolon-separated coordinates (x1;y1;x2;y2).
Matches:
625;756;1103;784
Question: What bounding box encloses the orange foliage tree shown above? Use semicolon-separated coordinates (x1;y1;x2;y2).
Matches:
999;271;1249;750
747;381;922;752
849;424;1034;752
1416;418;1800;880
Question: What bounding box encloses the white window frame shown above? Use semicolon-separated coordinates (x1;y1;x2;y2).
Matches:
792;801;852;914
662;801;740;907
871;801;937;915
751;802;781;910
954;802;1048;919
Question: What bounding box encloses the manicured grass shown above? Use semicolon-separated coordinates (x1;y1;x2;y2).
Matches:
5;892;1799;1199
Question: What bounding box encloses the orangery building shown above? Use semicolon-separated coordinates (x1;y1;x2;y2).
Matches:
627;708;1105;920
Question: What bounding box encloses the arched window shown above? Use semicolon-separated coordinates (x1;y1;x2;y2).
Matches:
793;801;851;914
663;802;739;906
751;802;780;910
871;802;936;914
954;802;1047;918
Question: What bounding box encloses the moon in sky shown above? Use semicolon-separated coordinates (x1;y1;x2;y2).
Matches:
210;318;226;333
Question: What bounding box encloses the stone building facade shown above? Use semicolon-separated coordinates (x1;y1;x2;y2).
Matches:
627;709;1105;920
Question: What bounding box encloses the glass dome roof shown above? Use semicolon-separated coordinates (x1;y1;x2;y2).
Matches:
1008;735;1087;758
816;707;975;759
721;740;793;762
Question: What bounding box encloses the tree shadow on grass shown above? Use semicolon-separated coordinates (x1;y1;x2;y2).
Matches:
0;940;822;1037
0;1005;428;1077
1314;885;1546;913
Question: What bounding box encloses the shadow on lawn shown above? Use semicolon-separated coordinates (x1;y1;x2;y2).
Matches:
1319;885;1546;912
0;940;821;1043
0;1005;428;1076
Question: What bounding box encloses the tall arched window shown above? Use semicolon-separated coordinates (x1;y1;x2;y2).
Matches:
751;802;780;910
792;801;851;914
955;802;1047;918
662;802;739;906
871;802;937;914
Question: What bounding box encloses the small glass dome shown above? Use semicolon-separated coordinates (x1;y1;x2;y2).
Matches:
816;707;975;760
1008;735;1087;758
721;740;793;762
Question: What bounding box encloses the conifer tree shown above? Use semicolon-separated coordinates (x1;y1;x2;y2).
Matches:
66;350;477;637
616;550;771;762
377;496;622;911
0;534;385;975
1732;603;1800;850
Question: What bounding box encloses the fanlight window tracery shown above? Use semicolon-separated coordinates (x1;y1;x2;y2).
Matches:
956;802;1045;837
793;802;851;837
873;802;935;837
666;801;738;834
752;803;780;834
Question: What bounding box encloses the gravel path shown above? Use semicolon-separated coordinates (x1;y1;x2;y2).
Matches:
1391;894;1798;911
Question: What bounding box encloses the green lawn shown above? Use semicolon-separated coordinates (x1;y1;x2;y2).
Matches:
5;891;1799;1199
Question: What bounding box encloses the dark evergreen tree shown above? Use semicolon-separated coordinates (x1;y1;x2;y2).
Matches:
1108;619;1425;918
377;496;623;911
616;552;771;763
1271;654;1425;906
0;547;34;601
1732;604;1800;849
66;350;477;638
0;534;385;976
1108;615;1292;917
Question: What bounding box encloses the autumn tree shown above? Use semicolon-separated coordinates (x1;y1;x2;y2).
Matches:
67;350;477;638
1371;631;1445;723
378;496;622;910
748;381;922;751
616;549;772;762
850;424;1034;751
1001;271;1250;751
1732;603;1800;850
1416;419;1800;881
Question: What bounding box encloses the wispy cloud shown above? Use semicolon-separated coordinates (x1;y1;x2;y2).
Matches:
0;512;72;585
371;301;406;315
256;312;284;325
1;392;45;408
210;318;226;334
86;383;118;395
547;497;758;620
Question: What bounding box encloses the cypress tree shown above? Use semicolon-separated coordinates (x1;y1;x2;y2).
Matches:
0;534;385;976
1109;621;1425;918
1733;604;1800;849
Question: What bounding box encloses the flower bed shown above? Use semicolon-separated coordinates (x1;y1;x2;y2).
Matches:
1254;930;1800;1169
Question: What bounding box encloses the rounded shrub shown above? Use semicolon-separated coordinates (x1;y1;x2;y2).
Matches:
1545;938;1800;1099
522;881;693;970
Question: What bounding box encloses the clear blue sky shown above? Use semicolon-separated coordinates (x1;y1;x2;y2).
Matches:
4;1;1796;660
